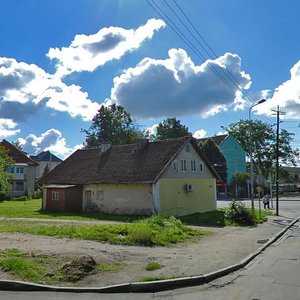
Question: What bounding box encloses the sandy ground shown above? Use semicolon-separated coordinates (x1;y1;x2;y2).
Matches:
0;215;289;288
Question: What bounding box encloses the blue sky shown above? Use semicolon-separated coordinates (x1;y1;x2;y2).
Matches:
1;0;300;159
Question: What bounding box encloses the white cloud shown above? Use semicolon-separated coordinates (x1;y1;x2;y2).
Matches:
0;57;99;122
255;60;300;119
0;119;20;137
193;129;207;139
110;49;251;119
18;129;83;159
47;19;165;77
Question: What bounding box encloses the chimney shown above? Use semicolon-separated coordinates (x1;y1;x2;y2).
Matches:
100;141;111;152
132;139;149;153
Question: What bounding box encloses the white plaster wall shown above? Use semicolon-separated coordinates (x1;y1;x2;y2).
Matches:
162;143;214;179
82;183;154;215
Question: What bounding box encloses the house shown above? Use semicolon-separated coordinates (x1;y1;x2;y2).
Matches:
198;134;246;184
1;139;38;197
30;151;62;178
40;137;220;216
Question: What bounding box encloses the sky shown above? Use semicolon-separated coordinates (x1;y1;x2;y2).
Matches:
1;0;300;159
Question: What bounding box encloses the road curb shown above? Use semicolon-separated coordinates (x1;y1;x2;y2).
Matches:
1;215;299;294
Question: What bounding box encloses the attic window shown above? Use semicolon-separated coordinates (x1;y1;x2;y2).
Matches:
52;191;60;201
191;160;196;172
172;161;178;172
199;163;203;173
181;159;187;172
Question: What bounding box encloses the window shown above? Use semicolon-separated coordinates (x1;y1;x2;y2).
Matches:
52;191;60;201
20;167;24;174
181;159;187;172
10;167;14;173
191;160;196;172
172;161;178;172
199;163;203;173
15;182;24;191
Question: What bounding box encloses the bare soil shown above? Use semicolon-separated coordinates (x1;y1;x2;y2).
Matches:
0;216;285;287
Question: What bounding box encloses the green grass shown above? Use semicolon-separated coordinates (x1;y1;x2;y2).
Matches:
179;207;272;227
0;199;142;222
145;262;161;271
0;215;212;246
97;263;123;272
0;249;60;284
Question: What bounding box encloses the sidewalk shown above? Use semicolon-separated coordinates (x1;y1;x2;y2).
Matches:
0;207;297;293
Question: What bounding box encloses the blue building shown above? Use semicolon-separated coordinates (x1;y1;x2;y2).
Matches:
198;134;246;184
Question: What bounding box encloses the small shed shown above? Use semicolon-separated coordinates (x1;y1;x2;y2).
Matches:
43;185;83;213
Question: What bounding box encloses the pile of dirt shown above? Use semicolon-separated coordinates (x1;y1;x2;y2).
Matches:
60;255;97;282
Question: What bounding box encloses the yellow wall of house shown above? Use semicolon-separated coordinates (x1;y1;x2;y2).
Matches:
159;178;216;216
83;183;154;215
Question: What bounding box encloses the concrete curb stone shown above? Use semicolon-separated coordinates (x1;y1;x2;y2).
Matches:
0;215;299;294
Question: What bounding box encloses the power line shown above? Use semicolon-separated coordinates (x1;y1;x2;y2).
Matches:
145;0;275;125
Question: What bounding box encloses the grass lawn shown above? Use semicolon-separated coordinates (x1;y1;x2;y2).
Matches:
0;199;140;222
0;215;212;246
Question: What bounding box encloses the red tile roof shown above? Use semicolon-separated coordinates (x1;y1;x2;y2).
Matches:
1;139;38;166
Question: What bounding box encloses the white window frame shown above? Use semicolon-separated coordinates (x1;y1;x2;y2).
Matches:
191;160;196;172
181;159;187;172
52;191;60;201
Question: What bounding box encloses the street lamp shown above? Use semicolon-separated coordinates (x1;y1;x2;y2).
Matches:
249;99;267;210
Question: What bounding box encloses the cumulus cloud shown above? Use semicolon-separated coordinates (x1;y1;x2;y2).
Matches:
255;60;300;119
18;129;82;159
193;129;207;139
0;119;20;138
47;19;166;77
0;57;99;122
109;49;251;119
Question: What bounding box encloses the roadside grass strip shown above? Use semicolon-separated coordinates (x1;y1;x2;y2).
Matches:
0;215;212;246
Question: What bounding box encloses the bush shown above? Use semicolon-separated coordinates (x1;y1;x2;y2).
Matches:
224;200;255;226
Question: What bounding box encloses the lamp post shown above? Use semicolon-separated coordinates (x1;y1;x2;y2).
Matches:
249;99;266;211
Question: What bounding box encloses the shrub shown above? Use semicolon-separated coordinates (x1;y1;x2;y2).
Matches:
224;200;254;226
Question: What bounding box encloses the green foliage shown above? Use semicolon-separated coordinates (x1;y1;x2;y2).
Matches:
82;103;141;148
154;117;189;141
0;249;48;284
0;215;211;246
145;262;161;271
0;145;14;192
224;200;255;226
199;138;227;182
228;119;299;180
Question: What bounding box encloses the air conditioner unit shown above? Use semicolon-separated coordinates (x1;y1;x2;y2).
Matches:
185;184;193;192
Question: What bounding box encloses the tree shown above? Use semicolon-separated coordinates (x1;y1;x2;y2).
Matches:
11;140;22;151
232;172;250;197
228;119;299;180
155;117;189;141
200;138;227;183
0;146;14;193
82;104;141;148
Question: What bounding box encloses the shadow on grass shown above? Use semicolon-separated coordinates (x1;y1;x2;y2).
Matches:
36;210;144;223
179;210;226;227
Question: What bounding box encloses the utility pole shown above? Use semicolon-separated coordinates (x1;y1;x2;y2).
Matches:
272;105;285;216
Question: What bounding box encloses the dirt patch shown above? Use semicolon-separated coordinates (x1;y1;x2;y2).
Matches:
60;256;97;282
0;216;286;287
